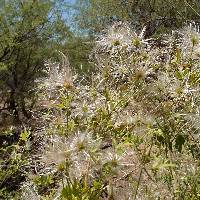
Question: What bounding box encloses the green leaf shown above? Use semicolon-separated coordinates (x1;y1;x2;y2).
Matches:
20;130;30;141
152;157;176;170
175;48;181;63
175;70;183;80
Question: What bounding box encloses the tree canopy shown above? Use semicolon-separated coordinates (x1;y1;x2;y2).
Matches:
75;0;200;36
0;0;71;121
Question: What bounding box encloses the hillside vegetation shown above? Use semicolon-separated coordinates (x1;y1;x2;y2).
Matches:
0;1;200;200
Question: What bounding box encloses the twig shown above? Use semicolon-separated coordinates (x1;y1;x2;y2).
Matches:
133;167;143;200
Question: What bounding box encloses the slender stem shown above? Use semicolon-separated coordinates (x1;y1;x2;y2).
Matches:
66;90;69;136
133;167;143;200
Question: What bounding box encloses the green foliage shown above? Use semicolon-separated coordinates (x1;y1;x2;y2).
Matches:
30;22;200;199
65;36;94;75
20;129;31;142
0;0;71;120
1;1;200;199
75;0;200;36
61;178;103;200
0;128;30;199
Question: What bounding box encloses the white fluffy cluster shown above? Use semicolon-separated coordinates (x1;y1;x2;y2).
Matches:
42;132;101;179
28;22;200;199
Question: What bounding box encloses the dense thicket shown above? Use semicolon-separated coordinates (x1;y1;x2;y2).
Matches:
75;0;200;36
8;22;200;200
1;0;200;199
0;1;70;197
0;0;72;122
